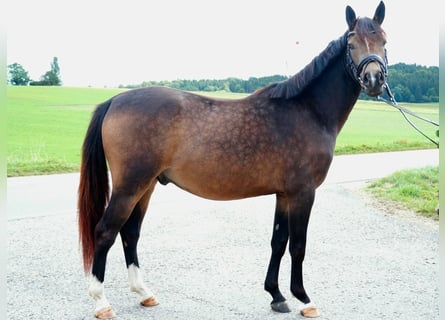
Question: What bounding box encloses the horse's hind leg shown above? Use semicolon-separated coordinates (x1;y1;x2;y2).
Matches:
264;194;291;313
89;187;148;319
120;182;159;307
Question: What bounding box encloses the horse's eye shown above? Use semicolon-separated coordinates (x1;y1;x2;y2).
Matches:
347;31;356;39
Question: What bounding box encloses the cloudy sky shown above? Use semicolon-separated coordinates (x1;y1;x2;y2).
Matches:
6;0;439;87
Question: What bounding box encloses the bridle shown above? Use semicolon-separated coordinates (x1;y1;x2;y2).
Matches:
345;42;388;88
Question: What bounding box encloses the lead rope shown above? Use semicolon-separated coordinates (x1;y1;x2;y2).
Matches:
377;83;439;147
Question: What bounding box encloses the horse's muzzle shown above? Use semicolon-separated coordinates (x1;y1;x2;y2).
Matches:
361;69;385;97
356;54;387;97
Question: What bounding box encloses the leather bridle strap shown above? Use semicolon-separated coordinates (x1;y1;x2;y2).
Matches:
345;46;388;87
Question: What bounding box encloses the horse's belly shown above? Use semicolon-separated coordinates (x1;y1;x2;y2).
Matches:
160;167;277;201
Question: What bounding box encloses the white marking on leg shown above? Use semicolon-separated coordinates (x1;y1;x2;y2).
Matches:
299;301;316;311
88;275;111;313
128;264;154;301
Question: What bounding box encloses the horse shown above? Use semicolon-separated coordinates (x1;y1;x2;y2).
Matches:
78;2;388;318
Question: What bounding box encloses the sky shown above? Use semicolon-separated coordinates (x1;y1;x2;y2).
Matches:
6;0;439;87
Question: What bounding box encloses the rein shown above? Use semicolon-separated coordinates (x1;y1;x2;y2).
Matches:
377;83;439;147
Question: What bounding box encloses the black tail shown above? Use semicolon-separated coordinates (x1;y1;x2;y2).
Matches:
78;99;112;272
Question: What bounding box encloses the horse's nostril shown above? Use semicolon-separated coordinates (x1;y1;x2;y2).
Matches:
363;73;370;85
363;71;385;87
378;71;385;84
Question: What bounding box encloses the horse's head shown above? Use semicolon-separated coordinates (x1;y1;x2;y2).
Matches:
345;1;387;97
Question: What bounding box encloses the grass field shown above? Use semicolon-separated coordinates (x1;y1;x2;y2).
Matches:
336;100;439;153
7;87;124;176
7;86;439;177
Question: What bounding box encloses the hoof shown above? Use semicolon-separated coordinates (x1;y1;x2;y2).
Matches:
271;301;291;313
300;305;320;318
95;306;116;319
141;296;159;307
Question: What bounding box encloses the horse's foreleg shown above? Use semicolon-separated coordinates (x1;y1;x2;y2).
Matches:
288;188;320;318
120;187;159;307
264;194;291;313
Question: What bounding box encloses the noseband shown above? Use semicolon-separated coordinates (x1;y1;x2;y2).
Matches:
345;44;388;87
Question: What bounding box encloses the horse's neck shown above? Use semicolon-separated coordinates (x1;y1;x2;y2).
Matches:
307;56;362;135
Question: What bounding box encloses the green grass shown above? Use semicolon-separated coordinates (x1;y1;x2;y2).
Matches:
7;86;439;177
336;100;438;154
7;86;125;176
367;166;439;220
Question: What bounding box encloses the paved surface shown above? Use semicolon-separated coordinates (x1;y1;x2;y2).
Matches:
7;150;439;319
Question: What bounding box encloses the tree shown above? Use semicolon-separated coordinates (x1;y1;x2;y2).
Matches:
8;63;31;85
30;57;62;86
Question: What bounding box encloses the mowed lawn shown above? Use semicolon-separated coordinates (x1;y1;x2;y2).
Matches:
7;86;439;176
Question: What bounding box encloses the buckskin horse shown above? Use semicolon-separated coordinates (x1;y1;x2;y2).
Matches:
78;2;388;318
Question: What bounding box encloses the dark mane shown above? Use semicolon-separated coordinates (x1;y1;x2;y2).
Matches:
257;32;348;99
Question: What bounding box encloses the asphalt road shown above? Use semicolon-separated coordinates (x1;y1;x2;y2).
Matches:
6;150;439;319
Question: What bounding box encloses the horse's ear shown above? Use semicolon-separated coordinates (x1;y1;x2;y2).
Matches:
345;5;356;31
373;1;385;25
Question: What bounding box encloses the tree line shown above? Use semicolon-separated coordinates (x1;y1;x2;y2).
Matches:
120;75;289;94
121;63;438;103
